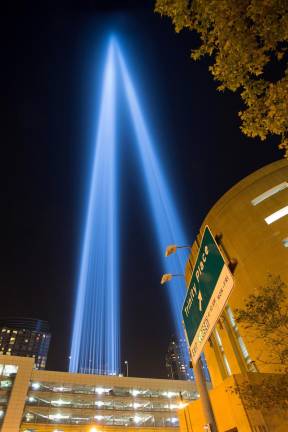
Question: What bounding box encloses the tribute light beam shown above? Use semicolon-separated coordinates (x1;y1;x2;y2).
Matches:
69;39;120;374
116;46;192;375
70;38;193;378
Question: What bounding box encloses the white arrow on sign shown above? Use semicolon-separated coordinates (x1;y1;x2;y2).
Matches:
198;290;203;312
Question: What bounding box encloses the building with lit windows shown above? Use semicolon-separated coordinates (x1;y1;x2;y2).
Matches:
180;159;288;432
165;338;193;381
0;355;198;432
0;318;51;370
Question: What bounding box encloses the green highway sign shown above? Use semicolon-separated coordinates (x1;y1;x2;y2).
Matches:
182;226;234;364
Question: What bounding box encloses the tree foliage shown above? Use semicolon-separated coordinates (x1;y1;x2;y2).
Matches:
155;0;288;157
235;274;288;367
232;275;288;410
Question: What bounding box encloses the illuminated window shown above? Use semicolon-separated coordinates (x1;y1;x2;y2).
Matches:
251;181;288;206
265;205;288;225
282;238;288;248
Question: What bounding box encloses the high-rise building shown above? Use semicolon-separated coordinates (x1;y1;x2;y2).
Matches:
166;338;210;382
0;318;51;370
166;337;193;381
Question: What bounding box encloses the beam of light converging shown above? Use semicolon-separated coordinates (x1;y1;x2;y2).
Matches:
69;40;120;375
116;46;192;377
70;37;194;378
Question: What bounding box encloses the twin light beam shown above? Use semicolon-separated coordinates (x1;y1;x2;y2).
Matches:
69;39;191;375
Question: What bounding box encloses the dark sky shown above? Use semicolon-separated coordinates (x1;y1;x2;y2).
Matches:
0;1;280;378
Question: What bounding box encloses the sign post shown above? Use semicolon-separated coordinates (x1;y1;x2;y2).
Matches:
182;226;234;431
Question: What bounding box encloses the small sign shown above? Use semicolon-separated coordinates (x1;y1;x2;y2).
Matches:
182;226;234;364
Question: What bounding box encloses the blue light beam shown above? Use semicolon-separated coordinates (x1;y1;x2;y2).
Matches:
69;40;120;375
116;46;192;375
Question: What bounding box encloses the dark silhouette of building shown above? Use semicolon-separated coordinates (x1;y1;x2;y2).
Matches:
165;337;194;381
0;318;51;369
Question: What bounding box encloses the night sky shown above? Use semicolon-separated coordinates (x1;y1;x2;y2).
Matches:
0;1;280;378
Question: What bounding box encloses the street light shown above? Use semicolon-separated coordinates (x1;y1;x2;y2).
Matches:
124;360;129;377
165;244;191;257
165;244;194;274
160;273;184;285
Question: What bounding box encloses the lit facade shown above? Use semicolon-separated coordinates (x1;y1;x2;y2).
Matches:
0;355;198;432
0;318;51;370
165;338;193;381
181;159;288;432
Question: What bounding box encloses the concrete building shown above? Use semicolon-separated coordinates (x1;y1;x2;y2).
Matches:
181;159;288;432
0;318;51;370
0;354;198;432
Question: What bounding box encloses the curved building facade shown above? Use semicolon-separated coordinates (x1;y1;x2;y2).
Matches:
182;159;288;432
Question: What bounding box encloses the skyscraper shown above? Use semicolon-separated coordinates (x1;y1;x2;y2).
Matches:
165;337;193;381
0;318;51;370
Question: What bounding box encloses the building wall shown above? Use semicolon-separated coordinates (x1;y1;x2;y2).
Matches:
179;375;269;432
182;159;288;431
185;159;288;380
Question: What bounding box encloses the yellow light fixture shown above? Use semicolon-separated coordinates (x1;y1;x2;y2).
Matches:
161;273;173;284
165;245;177;257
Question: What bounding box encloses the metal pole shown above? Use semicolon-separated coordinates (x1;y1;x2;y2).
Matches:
193;358;218;432
125;360;129;377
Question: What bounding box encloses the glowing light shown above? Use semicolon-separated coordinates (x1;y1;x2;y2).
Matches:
31;382;40;390
134;416;142;424
117;46;192;376
95;387;110;394
94;415;104;420
131;389;140;397
0;410;4;417
162;391;178;398
95;401;105;407
69;38;119;375
70;37;192;377
170;417;178;424
28;396;35;402
178;402;188;409
49;413;69;420
51;399;70;406
265;205;288;224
